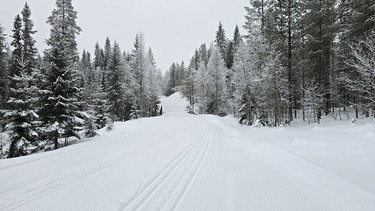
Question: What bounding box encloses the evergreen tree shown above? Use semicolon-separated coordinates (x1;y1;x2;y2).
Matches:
94;42;103;70
233;39;261;123
302;0;337;120
215;22;228;65
131;33;149;117
101;37;111;92
344;32;375;116
103;37;111;70
10;15;23;88
225;25;241;69
263;0;304;122
39;0;82;149
261;47;289;126
0;23;9;111
244;0;270;36
181;55;198;106
195;60;209;114
106;42;126;121
206;46;227;116
343;0;375;42
5;58;39;158
165;63;177;96
21;2;37;73
122;51;138;120
145;48;161;116
337;0;375;116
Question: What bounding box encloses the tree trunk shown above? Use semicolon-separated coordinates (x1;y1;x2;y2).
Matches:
54;129;59;150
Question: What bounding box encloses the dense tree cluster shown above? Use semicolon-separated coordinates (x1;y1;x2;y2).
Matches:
0;0;374;158
166;0;374;126
0;0;162;158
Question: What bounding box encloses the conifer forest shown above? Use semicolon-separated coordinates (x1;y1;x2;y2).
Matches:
0;0;374;158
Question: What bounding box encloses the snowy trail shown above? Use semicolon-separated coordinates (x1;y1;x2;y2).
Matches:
1;93;375;210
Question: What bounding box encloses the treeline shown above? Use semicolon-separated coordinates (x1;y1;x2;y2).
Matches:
0;0;163;158
165;0;375;126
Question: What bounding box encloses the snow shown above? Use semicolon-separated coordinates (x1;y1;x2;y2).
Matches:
1;92;375;210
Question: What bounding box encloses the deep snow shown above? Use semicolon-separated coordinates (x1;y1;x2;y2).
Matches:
0;93;375;210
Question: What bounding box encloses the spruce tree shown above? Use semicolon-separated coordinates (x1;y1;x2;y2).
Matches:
106;42;126;121
302;0;337;120
215;22;228;65
10;15;23;88
145;48;161;117
101;37;111;92
94;42;103;70
39;0;82;149
0;23;8;111
181;56;198;106
21;3;37;73
131;33;148;117
206;47;227;116
337;0;375;116
5;58;39;157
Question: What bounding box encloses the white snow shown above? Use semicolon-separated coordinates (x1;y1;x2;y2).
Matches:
0;93;375;210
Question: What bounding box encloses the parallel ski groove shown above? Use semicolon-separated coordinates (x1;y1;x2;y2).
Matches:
118;126;209;211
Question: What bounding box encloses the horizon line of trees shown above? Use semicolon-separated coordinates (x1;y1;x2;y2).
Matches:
165;0;375;126
0;0;163;158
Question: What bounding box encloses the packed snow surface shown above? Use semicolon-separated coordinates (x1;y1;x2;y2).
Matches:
1;93;375;211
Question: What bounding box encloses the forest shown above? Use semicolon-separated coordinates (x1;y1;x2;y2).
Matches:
165;0;374;126
0;0;374;158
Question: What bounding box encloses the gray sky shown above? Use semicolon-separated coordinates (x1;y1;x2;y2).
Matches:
0;0;248;71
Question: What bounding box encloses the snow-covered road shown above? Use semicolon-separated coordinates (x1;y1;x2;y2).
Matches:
1;93;375;210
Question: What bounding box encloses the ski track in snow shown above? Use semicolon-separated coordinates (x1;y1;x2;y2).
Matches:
0;93;375;210
118;124;211;211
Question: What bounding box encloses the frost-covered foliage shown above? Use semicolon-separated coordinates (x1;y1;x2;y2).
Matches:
38;0;83;150
344;32;375;115
5;58;39;158
176;1;375;126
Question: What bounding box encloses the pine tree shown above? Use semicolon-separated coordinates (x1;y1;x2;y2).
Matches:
337;0;375;117
106;42;126;121
145;48;161;117
344;32;375;116
94;42;103;70
101;37;111;92
263;0;304;122
206;46;227;116
215;22;228;66
233;39;261;123
21;3;37;73
302;0;337;120
344;0;375;42
122;51;137;120
5;58;39;158
0;23;9;111
195;60;209;114
244;0;271;36
39;0;82;149
261;47;289;126
131;33;149;117
225;25;241;69
9;15;23;90
165;63;177;96
181;55;198;106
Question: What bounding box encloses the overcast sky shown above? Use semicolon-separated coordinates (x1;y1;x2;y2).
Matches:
0;0;248;71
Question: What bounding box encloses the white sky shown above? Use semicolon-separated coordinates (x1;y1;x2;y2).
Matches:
0;0;248;71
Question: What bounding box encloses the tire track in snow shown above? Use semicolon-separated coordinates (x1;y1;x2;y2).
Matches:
118;125;210;211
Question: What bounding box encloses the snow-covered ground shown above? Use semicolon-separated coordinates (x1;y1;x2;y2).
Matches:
1;93;375;211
